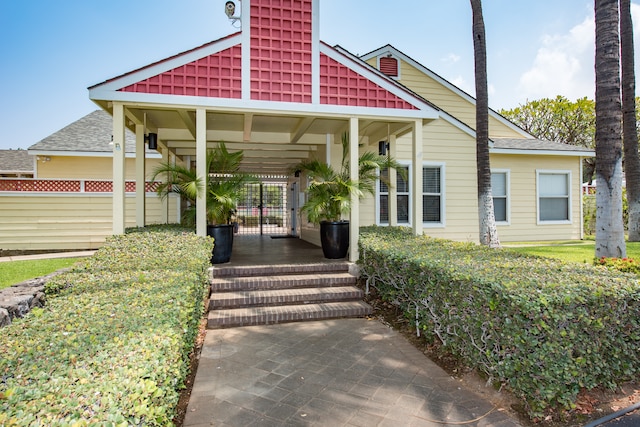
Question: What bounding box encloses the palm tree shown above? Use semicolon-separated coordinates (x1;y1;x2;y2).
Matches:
621;0;640;241
151;142;256;226
293;133;403;258
294;133;401;223
594;0;626;258
470;0;500;248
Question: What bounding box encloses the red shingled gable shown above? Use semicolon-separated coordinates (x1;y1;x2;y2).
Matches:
117;0;416;110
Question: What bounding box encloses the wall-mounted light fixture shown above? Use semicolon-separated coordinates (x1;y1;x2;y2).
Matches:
378;140;390;156
143;112;158;150
145;133;158;150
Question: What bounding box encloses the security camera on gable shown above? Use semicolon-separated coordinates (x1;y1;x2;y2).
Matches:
225;1;236;18
224;1;241;27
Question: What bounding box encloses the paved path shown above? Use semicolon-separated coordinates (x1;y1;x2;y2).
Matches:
185;318;521;427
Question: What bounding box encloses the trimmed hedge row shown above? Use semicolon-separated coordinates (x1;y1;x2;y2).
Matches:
0;226;214;426
358;226;640;418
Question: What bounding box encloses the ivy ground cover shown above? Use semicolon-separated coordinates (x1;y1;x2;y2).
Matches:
0;227;214;426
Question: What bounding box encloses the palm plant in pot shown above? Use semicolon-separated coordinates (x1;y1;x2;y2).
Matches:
151;142;256;264
293;133;402;259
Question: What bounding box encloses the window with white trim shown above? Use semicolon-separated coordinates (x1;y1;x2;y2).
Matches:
491;170;509;223
378;165;410;224
537;171;571;222
378;163;445;226
422;165;444;224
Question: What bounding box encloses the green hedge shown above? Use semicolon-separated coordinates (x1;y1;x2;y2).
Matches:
358;226;640;418
0;227;214;426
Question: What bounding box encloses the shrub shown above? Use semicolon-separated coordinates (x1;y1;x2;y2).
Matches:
595;256;640;274
0;227;214;426
358;226;640;418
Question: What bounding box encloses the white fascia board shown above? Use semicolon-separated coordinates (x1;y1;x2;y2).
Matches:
89;89;436;121
320;46;438;119
89;35;241;93
490;148;595;157
362;46;533;139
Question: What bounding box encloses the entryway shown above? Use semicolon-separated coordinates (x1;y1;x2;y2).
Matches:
235;177;297;237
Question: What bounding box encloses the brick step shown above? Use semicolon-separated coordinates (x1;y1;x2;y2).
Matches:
210;261;351;279
207;300;373;328
211;272;357;292
209;286;364;310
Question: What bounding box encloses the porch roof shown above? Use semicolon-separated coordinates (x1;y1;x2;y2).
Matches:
87;0;438;175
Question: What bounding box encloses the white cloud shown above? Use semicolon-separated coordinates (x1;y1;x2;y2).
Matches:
518;16;594;103
441;53;461;64
516;4;640;105
450;75;474;96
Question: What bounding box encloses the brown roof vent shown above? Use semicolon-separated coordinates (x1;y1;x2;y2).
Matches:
380;56;398;77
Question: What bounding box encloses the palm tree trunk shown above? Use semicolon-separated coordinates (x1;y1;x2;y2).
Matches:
620;0;640;241
470;0;500;248
594;0;626;257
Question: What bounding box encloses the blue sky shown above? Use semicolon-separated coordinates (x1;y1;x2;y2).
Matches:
1;0;639;150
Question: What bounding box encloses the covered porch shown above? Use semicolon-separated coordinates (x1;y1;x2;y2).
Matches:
88;0;438;261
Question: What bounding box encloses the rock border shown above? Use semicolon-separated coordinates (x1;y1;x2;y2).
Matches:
0;269;70;327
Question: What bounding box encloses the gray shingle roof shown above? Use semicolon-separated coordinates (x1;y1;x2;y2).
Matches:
0;150;33;173
492;138;594;155
28;110;138;153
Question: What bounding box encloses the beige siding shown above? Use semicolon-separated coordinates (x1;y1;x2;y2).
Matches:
0;194;179;250
490;154;583;242
37;157;163;180
365;57;523;139
361;118;583;243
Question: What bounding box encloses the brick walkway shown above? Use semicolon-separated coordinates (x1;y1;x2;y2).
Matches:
184;318;522;427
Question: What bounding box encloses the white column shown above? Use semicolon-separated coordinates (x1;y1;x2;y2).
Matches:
389;134;398;226
412;119;423;236
196;108;207;237
112;103;126;234
161;150;170;224
349;117;359;262
135;124;146;227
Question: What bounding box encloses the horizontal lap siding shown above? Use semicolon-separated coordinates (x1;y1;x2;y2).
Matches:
37;157;163;180
491;155;583;241
0;194;178;250
395;61;523;138
392;121;480;242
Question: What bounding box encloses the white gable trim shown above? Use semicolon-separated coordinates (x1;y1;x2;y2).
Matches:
320;45;437;118
361;46;533;139
89;34;242;94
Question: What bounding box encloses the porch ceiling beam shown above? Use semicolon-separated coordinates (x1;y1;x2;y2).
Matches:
166;141;317;151
124;109;144;127
178;110;196;139
174;148;309;160
243;113;253;142
290;117;315;144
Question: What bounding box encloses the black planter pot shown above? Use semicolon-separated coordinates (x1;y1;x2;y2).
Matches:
320;221;349;259
207;224;234;264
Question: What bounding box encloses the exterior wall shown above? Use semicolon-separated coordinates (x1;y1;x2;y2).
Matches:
0;193;179;251
490;154;583;242
36;156;162;180
368;57;523;139
357;118;583;243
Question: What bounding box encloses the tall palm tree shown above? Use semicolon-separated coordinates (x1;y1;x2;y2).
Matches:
620;0;640;241
594;0;626;257
470;0;499;248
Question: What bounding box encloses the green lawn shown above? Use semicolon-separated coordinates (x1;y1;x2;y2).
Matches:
505;241;640;264
0;258;81;289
